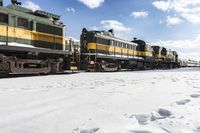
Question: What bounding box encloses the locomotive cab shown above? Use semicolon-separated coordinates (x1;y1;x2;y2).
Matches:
152;46;167;61
132;39;153;60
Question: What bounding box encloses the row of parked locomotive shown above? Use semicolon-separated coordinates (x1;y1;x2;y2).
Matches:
79;28;179;72
0;0;179;75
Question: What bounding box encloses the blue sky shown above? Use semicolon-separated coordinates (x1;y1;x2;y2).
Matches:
3;0;200;60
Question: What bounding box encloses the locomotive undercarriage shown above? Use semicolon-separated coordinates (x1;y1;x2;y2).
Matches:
81;55;179;72
0;54;63;74
0;46;70;75
87;60;119;72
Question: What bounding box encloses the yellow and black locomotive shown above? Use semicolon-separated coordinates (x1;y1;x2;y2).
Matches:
80;28;179;71
0;0;70;74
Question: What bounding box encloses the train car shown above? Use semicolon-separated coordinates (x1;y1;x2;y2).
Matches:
180;59;200;67
80;28;180;72
0;0;70;74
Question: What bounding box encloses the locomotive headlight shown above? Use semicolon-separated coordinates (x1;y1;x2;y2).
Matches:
90;61;95;64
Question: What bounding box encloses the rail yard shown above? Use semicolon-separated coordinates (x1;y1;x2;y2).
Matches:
0;1;200;133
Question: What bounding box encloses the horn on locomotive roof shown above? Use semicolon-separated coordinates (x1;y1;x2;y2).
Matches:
133;37;137;41
0;0;3;6
108;29;114;36
108;29;114;34
11;0;21;5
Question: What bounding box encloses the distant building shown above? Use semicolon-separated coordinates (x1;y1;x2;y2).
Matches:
65;37;80;53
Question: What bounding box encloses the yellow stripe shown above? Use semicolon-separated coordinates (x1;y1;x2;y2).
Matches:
0;24;64;44
87;42;152;57
87;43;97;49
138;51;153;57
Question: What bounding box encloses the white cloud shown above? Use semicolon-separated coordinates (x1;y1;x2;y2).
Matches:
66;7;76;13
78;0;104;9
22;0;41;11
153;1;171;12
153;34;200;60
130;11;149;18
100;20;131;33
90;20;132;39
166;16;183;25
153;0;200;24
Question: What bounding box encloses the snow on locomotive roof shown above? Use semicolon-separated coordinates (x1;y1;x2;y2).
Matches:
95;32;137;46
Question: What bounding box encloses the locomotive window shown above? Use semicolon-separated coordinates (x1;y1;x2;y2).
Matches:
119;42;122;47
87;33;95;42
123;43;125;48
36;23;63;36
136;44;145;51
110;40;114;45
0;13;8;24
152;46;160;54
131;45;133;50
124;43;127;48
117;42;119;47
113;41;116;46
17;17;28;29
120;43;122;48
133;45;136;50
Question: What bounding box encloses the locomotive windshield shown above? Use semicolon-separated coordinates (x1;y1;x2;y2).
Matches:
0;13;8;24
152;46;160;54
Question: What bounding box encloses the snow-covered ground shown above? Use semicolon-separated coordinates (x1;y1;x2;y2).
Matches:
0;68;200;133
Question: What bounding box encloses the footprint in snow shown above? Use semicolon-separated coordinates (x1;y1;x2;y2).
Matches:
190;94;200;98
193;86;200;89
151;108;172;121
135;114;150;125
171;78;178;82
196;126;200;132
72;128;100;133
130;130;152;133
80;128;100;133
158;108;172;117
176;99;191;105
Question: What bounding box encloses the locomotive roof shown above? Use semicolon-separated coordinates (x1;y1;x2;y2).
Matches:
92;31;137;46
0;4;64;27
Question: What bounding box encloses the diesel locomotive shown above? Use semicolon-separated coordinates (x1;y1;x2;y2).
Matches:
0;0;70;74
80;28;179;71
